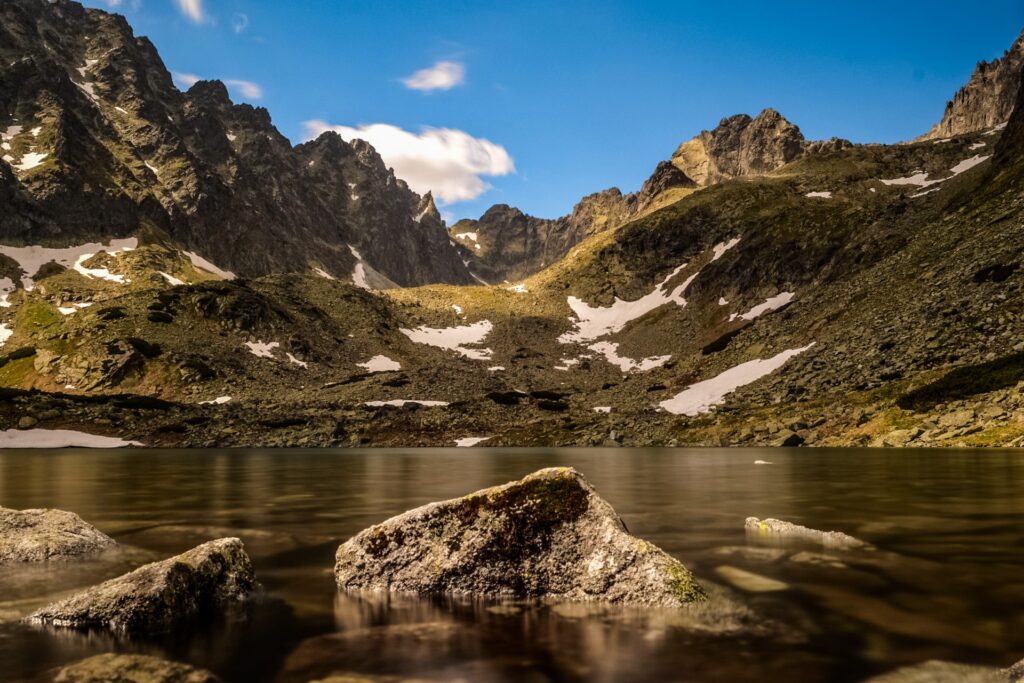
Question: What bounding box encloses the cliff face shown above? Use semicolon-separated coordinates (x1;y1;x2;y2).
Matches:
0;0;472;285
671;109;850;186
921;29;1024;140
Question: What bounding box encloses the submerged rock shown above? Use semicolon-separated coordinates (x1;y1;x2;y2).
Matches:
335;467;705;607
862;660;1005;682
0;507;116;564
54;653;223;683
27;538;257;634
745;517;873;550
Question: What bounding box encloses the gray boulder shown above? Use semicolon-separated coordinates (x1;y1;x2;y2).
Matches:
745;517;873;550
54;653;222;683
27;538;257;634
335;467;705;607
862;660;1004;682
0;507;115;564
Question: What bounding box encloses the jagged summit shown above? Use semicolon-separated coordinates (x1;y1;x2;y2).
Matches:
0;0;473;286
921;28;1024;140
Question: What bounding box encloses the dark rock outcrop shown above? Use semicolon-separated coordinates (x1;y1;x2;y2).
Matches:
0;506;115;563
27;538;257;633
921;28;1024;140
54;654;223;683
335;467;706;607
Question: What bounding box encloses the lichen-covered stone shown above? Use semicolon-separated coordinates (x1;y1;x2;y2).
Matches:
54;653;222;683
745;517;872;550
335;467;705;607
0;507;115;564
27;538;257;634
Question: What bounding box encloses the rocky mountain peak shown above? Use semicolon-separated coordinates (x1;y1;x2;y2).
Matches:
921;28;1024;140
672;107;806;186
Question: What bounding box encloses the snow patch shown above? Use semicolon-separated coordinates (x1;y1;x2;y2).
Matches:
659;344;815;416
349;245;370;290
712;238;741;261
0;429;141;448
969;141;986;151
805;191;832;199
0;323;11;347
880;154;992;192
593;406;612;414
728;292;795;322
451;304;464;317
184;250;236;279
508;283;528;293
554;358;581;371
364;400;448;408
487;366;505;372
718;297;729;306
313;267;335;280
244;341;279;359
401;320;493;360
145;161;159;177
284;352;307;368
227;132;238;142
454;231;478;242
358;355;401;372
455;437;489;447
159;271;186;286
13;151;48;172
200;396;232;405
0;238;137;290
589;341;670;372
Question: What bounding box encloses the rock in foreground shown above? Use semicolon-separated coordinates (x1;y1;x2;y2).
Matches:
862;660;1006;683
0;507;116;564
27;538;257;634
54;653;223;683
745;517;872;550
335;467;705;607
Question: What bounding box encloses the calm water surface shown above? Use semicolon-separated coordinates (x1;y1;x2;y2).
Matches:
0;448;1022;682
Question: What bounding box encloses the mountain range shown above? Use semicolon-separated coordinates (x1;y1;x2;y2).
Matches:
1;0;1024;450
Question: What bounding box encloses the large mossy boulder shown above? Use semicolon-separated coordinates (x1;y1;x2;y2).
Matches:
0;506;115;564
334;467;706;607
27;538;257;634
54;653;222;683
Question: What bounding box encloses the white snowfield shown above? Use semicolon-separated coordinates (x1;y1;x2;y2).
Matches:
0;429;141;448
659;344;816;416
13;151;48;172
401;320;494;360
363;400;449;408
880;154;992;193
358;355;401;372
557;239;741;373
0;323;12;347
184;250;236;279
454;231;478;242
244;340;280;358
455;437;489;447
589;340;670;372
0;238;137;290
729;292;795;323
348;245;370;289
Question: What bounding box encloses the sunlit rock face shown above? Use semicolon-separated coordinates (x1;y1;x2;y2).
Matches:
335;467;706;607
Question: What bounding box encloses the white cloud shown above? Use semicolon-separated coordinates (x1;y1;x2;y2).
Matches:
175;0;204;22
303;120;514;204
224;79;263;99
172;71;200;89
232;12;249;33
402;61;466;92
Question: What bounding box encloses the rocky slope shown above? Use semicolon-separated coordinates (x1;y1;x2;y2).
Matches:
921;28;1024;140
0;0;472;286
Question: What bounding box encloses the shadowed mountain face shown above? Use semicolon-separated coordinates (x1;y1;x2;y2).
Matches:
921;28;1024;141
0;0;473;286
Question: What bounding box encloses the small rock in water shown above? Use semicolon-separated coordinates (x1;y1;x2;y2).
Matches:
335;467;706;607
745;517;873;550
0;507;115;564
53;653;223;683
26;538;258;634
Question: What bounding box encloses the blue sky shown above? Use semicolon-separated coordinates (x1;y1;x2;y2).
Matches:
87;0;1024;222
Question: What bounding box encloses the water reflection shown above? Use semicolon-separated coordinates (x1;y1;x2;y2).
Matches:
0;448;1021;682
